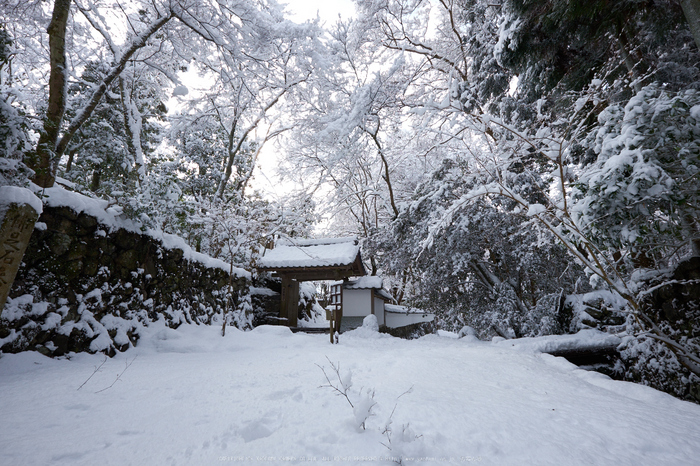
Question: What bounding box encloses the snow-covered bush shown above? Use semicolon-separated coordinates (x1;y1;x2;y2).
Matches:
0;29;32;188
519;292;568;337
618;318;700;403
381;158;587;339
565;291;628;333
572;85;700;268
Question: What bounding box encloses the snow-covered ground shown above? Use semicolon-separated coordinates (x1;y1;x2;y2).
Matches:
1;323;699;466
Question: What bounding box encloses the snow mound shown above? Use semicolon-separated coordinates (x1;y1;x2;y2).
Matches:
343;316;390;340
362;314;379;332
0;186;42;215
494;329;622;354
251;325;294;337
458;326;479;342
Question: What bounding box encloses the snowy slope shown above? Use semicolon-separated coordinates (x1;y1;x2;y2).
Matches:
1;325;699;465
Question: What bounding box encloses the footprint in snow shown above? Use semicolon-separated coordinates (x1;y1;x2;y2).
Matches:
64;404;91;411
266;386;303;402
239;414;281;443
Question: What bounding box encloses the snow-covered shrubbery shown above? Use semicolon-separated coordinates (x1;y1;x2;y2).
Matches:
297;281;326;324
0;30;33;188
379;158;587;341
618;326;700;402
572;85;700;270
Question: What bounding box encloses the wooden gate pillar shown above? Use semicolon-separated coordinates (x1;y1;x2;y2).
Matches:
279;275;299;327
288;279;299;328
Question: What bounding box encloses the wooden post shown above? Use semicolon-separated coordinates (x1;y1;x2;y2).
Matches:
279;275;290;325
288;279;299;328
328;282;343;343
334;307;342;344
329;309;342;344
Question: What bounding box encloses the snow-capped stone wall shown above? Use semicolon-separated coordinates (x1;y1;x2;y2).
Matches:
1;201;251;357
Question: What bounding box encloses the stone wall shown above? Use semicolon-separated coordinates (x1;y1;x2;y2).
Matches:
380;320;438;339
0;202;250;357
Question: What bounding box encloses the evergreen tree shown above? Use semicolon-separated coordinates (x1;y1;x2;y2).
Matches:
0;27;32;187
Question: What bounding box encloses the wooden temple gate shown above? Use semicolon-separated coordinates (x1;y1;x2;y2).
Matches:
256;238;366;341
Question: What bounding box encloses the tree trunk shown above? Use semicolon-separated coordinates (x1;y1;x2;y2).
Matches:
616;26;646;92
367;128;400;219
28;2;172;188
681;0;700;51
28;0;72;188
683;212;700;257
119;77;144;186
53;13;172;163
90;168;101;192
65;148;76;172
216;87;288;199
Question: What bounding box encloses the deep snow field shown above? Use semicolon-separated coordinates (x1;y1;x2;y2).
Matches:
1;323;699;466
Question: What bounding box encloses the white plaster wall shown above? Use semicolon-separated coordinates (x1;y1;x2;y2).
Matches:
374;297;385;325
384;312;434;328
342;288;372;316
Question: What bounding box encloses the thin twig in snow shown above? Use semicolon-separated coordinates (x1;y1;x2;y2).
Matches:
77;355;108;391
316;356;354;408
95;356;137;393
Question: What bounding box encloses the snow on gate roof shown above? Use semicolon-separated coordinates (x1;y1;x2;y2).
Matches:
344;275;384;289
257;237;361;269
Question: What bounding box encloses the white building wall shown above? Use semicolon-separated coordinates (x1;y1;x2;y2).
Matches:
342;288;372;317
374;296;385;325
384;311;434;328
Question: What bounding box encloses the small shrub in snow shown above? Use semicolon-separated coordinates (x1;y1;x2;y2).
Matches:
317;358;423;463
353;388;377;432
379;387;422;465
317;357;374;430
618;315;700;403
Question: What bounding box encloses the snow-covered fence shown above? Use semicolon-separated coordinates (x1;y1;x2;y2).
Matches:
0;188;251;357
